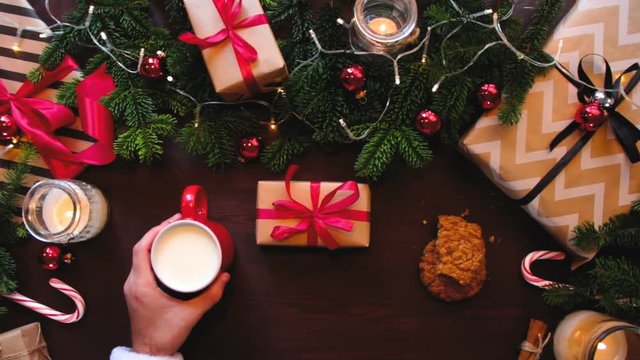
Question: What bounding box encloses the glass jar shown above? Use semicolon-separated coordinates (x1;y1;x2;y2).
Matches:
554;310;640;360
22;179;109;243
349;0;419;54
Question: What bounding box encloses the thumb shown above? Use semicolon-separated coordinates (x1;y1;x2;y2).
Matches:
190;272;231;311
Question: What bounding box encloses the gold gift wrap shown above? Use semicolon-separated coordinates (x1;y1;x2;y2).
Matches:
0;323;51;360
459;0;640;258
256;180;371;248
183;0;288;102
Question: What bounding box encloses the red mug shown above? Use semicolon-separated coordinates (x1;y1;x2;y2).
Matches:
180;185;234;271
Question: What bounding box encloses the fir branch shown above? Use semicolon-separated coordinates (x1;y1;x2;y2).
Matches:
261;137;310;173
355;128;399;180
571;212;640;251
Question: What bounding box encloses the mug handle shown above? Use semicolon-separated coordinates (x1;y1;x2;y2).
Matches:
181;185;208;222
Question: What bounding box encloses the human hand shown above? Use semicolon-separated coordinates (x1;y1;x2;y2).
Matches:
123;214;231;356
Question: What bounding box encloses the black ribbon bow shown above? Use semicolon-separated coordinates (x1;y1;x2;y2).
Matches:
518;55;640;205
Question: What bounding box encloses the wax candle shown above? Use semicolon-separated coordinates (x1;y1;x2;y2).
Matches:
554;310;633;360
367;17;399;36
23;180;109;243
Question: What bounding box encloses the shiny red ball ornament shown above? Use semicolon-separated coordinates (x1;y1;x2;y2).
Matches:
139;51;166;79
340;65;366;92
0;114;19;140
238;135;261;162
477;83;502;110
415;109;442;136
575;102;607;132
39;245;62;271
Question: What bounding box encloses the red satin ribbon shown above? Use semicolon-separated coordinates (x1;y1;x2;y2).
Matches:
0;56;116;178
256;165;370;250
179;0;268;96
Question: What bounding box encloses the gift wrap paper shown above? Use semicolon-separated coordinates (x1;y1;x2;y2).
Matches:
183;0;288;101
1;0;87;196
460;0;640;257
256;181;371;248
0;323;51;360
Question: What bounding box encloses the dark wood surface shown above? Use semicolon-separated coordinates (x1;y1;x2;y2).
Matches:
1;1;577;359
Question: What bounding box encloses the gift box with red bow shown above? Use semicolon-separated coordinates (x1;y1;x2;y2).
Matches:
0;0;116;182
459;0;640;260
181;0;288;102
256;166;371;249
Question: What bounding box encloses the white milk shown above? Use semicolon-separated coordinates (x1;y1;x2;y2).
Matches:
151;221;221;293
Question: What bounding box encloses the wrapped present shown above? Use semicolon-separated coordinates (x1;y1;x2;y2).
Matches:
459;0;640;259
180;0;288;102
256;166;371;249
0;0;116;183
0;323;51;360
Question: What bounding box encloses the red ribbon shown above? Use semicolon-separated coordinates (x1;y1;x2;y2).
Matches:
0;56;116;178
179;0;268;96
256;165;370;250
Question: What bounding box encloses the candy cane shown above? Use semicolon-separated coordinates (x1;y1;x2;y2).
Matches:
521;251;570;288
2;278;85;323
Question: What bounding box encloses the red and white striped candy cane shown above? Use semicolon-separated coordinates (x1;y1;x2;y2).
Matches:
2;278;85;324
521;251;570;289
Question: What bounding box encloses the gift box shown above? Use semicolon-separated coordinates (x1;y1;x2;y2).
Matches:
1;0;115;185
182;0;288;102
256;166;371;249
459;0;640;259
0;323;51;360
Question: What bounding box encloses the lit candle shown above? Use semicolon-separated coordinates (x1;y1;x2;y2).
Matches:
23;180;109;243
42;188;75;233
554;310;631;360
367;17;399;36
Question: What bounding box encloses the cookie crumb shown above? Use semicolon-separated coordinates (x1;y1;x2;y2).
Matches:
488;235;496;243
460;208;470;217
421;219;428;225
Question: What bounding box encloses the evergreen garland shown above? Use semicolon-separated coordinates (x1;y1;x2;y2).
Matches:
543;204;640;321
0;145;36;315
33;0;563;179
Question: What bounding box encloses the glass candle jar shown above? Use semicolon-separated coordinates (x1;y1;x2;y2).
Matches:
554;310;640;360
22;179;109;243
349;0;418;54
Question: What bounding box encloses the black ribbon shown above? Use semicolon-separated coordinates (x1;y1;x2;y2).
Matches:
518;56;640;205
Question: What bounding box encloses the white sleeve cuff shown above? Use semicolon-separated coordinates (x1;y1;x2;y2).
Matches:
110;346;184;360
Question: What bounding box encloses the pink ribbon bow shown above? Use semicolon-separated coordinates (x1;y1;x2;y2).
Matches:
256;165;370;250
0;56;116;178
179;0;268;96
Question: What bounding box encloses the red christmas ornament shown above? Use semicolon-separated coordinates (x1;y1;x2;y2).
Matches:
575;102;607;132
340;65;366;92
238;135;262;162
477;83;502;110
38;245;74;271
415;109;442;136
140;51;166;79
0;114;19;140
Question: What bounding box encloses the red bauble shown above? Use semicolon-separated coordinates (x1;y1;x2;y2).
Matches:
140;52;166;79
415;110;442;135
0;114;19;140
575;102;606;132
340;65;366;91
477;83;502;110
39;245;62;271
238;135;261;162
38;245;74;271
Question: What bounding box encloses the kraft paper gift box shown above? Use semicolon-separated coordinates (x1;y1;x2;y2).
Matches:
0;0;99;183
0;323;51;360
256;169;371;249
459;0;640;259
182;0;289;102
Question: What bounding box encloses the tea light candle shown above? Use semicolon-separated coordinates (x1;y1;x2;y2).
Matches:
554;310;632;360
368;17;398;36
23;180;109;243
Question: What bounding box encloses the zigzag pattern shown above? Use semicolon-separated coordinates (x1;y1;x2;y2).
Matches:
460;0;640;253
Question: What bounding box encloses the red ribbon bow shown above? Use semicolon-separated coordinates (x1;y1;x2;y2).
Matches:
0;56;116;178
179;0;268;96
256;165;370;250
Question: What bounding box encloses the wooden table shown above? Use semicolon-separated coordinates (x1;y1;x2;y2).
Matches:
1;1;575;359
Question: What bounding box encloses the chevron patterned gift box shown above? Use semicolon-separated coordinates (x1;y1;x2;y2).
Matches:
460;0;640;259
